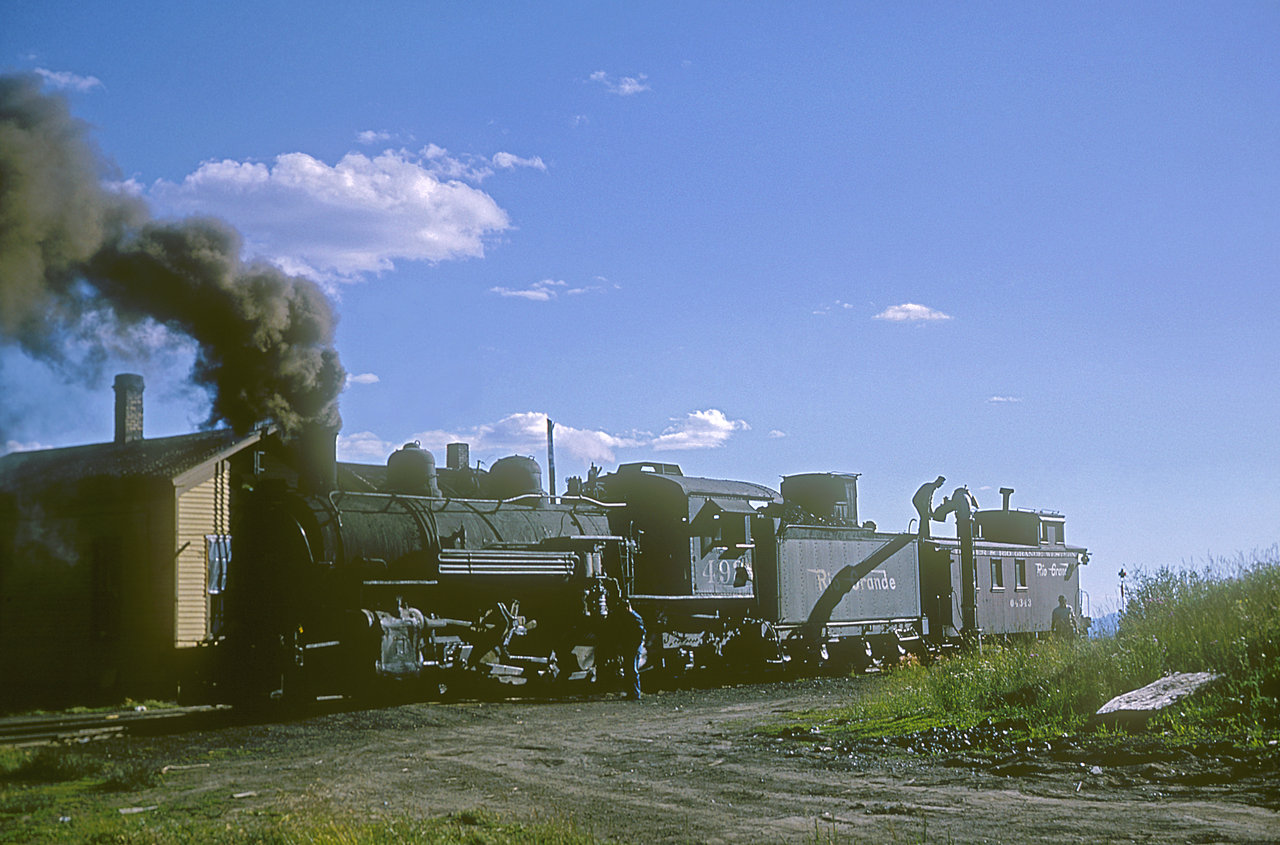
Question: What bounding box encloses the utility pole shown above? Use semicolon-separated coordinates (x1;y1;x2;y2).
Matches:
546;417;557;500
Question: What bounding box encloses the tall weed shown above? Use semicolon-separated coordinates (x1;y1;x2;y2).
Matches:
816;549;1279;740
1117;548;1280;728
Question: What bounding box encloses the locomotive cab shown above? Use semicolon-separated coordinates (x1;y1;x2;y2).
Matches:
602;462;779;599
601;462;783;674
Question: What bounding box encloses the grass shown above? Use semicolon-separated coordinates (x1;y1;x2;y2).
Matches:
0;744;602;844
0;802;600;844
0;758;598;844
769;548;1280;749
1;745;163;791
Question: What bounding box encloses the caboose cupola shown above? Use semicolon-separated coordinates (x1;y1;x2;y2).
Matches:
973;487;1066;546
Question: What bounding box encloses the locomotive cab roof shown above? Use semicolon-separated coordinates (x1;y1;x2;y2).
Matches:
603;463;781;520
615;461;684;476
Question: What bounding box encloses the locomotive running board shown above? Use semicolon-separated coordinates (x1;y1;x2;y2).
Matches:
796;533;916;641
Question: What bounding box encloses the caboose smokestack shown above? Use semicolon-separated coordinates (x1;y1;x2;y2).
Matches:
113;373;144;444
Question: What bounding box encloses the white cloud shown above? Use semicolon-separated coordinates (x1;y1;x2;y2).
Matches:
356;130;395;145
813;300;855;316
490;279;601;301
873;303;953;322
652;409;750;451
401;413;644;467
336;430;398;463
35;68;103;92
492;152;547;171
416;145;546;182
589;70;651;96
336;409;750;466
149;149;514;283
987;395;1023;403
345;373;380;387
768;429;787;439
615;76;651;96
2;439;51;456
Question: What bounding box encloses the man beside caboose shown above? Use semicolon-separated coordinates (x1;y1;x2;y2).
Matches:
1051;594;1079;638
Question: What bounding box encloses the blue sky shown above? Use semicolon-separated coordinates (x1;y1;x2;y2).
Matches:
3;1;1278;611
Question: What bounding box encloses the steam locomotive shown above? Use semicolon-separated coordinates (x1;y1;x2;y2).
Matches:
212;438;1088;703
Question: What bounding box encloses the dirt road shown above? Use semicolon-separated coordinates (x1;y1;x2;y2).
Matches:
140;677;1277;843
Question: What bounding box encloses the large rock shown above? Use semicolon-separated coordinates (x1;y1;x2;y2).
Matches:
1092;672;1221;727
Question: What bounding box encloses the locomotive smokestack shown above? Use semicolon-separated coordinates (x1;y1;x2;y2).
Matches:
296;424;338;495
113;373;144;444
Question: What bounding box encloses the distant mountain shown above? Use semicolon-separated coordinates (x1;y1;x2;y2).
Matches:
1089;611;1120;638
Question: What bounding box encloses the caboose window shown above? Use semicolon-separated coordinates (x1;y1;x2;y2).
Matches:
990;557;1004;590
1014;558;1027;590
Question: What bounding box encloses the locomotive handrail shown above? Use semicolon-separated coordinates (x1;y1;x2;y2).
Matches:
628;594;755;601
554;495;627;509
492;492;627;508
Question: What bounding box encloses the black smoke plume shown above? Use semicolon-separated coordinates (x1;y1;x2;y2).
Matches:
0;73;344;435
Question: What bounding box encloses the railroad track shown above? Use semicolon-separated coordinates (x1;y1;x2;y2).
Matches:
0;705;233;747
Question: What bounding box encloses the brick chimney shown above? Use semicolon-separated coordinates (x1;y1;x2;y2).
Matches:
113;373;144;444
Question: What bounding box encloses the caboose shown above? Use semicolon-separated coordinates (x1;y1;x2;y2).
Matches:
924;486;1090;637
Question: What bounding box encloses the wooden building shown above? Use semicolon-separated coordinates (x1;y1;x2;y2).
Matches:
0;375;264;708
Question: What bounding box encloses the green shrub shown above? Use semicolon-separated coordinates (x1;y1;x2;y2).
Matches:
780;549;1280;745
1117;548;1280;730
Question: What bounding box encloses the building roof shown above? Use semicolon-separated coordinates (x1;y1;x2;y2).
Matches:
0;429;261;494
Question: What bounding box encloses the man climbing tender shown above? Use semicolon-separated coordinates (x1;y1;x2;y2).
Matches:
912;475;946;538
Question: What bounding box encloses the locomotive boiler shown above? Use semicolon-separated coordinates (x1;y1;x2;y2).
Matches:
217;441;631;703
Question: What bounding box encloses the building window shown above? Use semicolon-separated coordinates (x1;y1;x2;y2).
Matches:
206;535;231;637
990;557;1004;590
1014;558;1027;590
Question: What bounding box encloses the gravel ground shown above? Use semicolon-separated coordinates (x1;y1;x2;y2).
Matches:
102;676;1280;843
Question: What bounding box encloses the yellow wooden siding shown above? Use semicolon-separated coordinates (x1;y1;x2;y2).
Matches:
174;469;223;647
